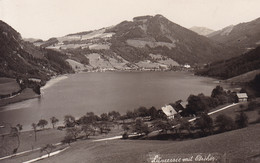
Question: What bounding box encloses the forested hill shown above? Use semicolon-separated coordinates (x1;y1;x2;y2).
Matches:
196;46;260;80
208;17;260;54
0;20;73;82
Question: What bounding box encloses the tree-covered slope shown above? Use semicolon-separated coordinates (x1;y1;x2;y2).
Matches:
0;20;73;81
209;17;260;54
196;46;260;79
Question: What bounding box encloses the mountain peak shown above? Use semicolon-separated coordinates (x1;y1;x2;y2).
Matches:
0;20;21;41
133;15;153;22
132;14;168;22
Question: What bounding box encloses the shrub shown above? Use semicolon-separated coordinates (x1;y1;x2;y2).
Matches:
235;112;248;128
81;124;95;138
152;120;172;134
148;106;158;120
100;113;110;121
133;119;150;135
62;135;74;146
179;118;192;134
247;101;259;111
122;124;130;132
195;113;213;135
215;114;235;132
65;127;81;140
122;132;129;139
186;94;214;115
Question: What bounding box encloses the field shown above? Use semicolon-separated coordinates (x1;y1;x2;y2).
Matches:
0;88;39;107
226;70;260;83
0;78;40;107
8;123;257;163
0;78;20;95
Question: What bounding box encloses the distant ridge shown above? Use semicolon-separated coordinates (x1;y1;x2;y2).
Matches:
208;17;260;54
189;26;215;36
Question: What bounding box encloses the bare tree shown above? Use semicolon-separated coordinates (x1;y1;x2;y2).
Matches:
65;127;81;140
81;125;95;139
10;127;20;155
32;123;37;141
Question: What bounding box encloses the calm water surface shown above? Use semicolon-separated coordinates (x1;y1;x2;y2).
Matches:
0;71;219;130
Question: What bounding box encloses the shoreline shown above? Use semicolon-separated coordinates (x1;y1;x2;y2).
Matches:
41;75;69;91
0;74;69;109
0;88;40;108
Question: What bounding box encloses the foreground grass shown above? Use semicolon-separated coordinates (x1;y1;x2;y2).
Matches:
0;128;66;158
18;123;259;163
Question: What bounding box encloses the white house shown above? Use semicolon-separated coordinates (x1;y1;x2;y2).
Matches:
183;64;191;68
161;105;177;119
159;64;168;70
236;93;248;102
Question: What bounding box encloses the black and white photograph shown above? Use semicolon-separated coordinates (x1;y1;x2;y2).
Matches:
0;0;260;162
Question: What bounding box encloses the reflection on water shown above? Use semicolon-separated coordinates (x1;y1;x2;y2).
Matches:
0;71;219;131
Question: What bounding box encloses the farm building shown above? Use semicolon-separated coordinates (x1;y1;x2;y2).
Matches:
161;105;177;119
236;93;248;102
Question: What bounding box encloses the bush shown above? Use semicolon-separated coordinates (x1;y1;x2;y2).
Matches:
133;119;150;135
215;114;235;132
152;120;172;134
122;124;130;132
62;135;74;146
122;132;129;139
186;94;214;115
195;113;213;135
65;127;81;140
235;112;248;128
179;118;192;134
247;101;259;111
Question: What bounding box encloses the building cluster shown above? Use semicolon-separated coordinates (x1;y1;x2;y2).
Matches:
161;93;248;119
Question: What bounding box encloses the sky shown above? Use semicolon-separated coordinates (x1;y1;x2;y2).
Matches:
0;0;259;40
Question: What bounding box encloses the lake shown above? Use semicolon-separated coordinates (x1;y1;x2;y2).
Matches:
0;71;220;131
